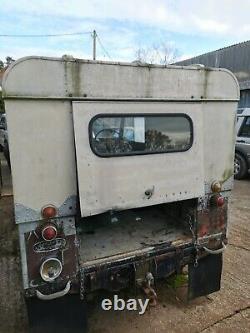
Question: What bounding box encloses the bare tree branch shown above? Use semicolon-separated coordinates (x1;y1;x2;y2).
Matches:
134;42;180;65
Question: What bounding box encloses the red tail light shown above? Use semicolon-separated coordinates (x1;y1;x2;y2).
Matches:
216;196;225;207
42;224;57;241
210;195;225;207
41;205;57;219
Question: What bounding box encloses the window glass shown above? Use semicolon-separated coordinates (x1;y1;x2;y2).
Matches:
90;114;192;156
239;117;250;137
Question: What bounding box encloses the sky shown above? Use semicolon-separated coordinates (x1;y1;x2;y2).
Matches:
1;0;250;63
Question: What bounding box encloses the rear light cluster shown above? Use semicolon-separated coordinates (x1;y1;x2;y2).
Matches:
210;181;224;207
41;205;57;219
40;204;58;240
39;205;63;282
39;224;63;282
210;194;225;207
42;224;57;241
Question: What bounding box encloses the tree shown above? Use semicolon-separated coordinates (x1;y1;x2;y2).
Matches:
5;56;14;66
0;56;15;69
134;42;179;65
0;56;15;113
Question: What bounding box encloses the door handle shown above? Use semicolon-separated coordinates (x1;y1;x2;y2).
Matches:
236;140;245;143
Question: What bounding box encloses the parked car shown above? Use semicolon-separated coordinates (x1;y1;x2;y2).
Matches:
0;113;7;150
234;108;250;179
0;113;10;168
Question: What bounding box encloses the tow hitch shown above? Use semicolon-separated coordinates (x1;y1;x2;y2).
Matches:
142;272;157;307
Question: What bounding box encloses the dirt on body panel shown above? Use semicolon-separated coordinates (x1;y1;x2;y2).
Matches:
0;178;250;333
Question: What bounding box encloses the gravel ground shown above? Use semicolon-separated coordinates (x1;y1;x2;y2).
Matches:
0;156;249;332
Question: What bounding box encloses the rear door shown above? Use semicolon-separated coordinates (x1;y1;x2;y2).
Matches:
73;101;205;217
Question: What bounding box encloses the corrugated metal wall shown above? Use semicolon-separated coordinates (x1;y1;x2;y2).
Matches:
175;41;250;108
239;90;250;108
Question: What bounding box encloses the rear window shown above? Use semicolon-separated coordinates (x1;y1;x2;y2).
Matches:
89;114;193;157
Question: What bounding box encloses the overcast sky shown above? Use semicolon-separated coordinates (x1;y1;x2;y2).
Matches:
1;0;250;63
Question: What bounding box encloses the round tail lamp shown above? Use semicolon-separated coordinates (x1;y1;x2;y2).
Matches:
40;258;62;282
216;196;225;207
42;224;57;241
41;205;57;219
211;181;222;193
210;195;225;207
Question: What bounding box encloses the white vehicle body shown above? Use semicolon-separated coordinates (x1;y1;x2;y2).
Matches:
2;56;239;330
3;57;238;221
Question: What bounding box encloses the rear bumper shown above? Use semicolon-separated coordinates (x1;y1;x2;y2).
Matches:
80;235;225;299
24;231;226;300
80;240;209;294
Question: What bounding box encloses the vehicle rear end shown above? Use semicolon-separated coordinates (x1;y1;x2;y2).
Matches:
2;57;239;331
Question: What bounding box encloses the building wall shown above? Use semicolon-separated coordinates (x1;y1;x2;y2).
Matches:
239;90;250;108
175;40;250;109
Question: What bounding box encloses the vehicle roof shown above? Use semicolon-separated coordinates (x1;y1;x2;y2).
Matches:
2;56;240;101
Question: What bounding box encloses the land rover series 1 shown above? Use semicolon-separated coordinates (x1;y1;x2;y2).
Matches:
2;56;239;331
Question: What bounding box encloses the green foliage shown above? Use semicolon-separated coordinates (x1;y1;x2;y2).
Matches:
167;273;188;289
0;56;15;114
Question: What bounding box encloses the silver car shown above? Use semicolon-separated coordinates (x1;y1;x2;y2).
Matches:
234;108;250;179
0;113;10;167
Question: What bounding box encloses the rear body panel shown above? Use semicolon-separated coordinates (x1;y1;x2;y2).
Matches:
2;57;239;301
2;57;239;224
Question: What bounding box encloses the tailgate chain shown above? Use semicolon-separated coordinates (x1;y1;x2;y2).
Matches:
186;214;199;268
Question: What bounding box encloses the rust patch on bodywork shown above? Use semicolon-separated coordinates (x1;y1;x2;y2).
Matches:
25;224;79;295
197;199;228;238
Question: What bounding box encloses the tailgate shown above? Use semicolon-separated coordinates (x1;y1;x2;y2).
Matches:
72;101;204;217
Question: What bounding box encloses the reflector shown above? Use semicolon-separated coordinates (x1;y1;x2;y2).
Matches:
42;224;57;241
210;194;224;207
216;196;225;207
41;205;57;219
40;258;62;282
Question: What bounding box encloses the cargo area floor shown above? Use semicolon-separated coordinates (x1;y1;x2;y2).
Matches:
77;205;192;265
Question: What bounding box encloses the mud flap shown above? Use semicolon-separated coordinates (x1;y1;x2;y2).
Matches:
26;294;87;333
188;253;222;300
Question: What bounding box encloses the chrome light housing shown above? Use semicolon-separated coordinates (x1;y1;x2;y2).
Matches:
40;258;62;282
211;181;222;193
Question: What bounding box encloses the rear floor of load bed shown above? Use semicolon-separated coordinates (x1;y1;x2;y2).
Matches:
77;204;193;265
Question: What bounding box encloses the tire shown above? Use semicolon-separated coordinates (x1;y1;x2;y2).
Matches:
26;294;88;333
234;153;247;180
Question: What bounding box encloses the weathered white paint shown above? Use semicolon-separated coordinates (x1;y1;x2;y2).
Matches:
3;56;239;100
73;101;205;216
2;56;239;221
202;102;238;185
4;99;77;220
